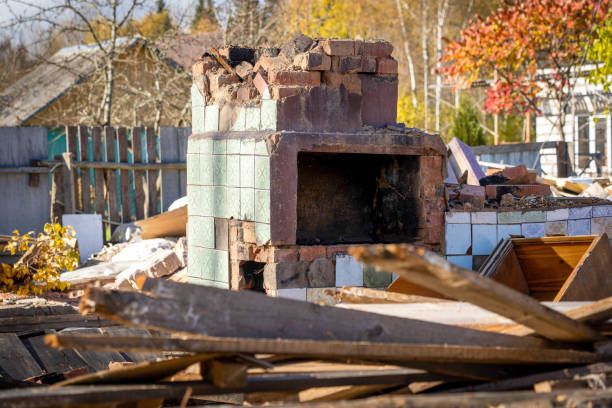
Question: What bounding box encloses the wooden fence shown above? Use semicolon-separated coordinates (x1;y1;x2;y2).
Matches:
44;126;188;231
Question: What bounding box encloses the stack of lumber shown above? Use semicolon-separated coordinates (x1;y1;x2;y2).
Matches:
4;245;611;407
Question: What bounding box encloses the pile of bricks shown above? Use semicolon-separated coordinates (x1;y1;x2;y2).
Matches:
191;33;399;132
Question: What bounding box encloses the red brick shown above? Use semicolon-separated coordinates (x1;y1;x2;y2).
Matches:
210;73;240;91
354;40;365;56
376;57;398;75
294;52;331;71
421;156;442;169
326;245;349;258
253;55;290;73
253;72;269;96
268;70;321;87
425;212;444;227
459;185;485;209
192;57;219;75
425;198;446;212
271;86;303;99
338;56;362;73
421;226;443;244
271;247;299;263
501;164;527;180
361;56;377;73
364;40;394;57
237;86;258;102
322;72;361;94
421;168;443;185
300;246;326;261
485;184;552;200
321;39;355;56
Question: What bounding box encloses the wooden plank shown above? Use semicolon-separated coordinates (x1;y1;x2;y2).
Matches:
91;127;106;216
77;126;91;213
61;328;127;373
145;127;158;218
485;244;530;295
555;233;612;301
99;326;160;363
45;333;597;365
0;333;43;380
160;127;190;211
104;127;120;227
204;358;248;388
130;278;551;348
133;205;187;239
21;334;88;374
338;287;449;304
350;245;602;343
50;160;64;222
65;126;79;212
117;127;131;222
0;314;115;333
131;126;146;221
447;137;486;185
299;385;393;402
60;152;76;214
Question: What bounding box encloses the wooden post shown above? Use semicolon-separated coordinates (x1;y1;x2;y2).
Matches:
66;126;80;211
91;127;106;216
117;127;131;222
145;127;159;218
557;141;569;178
131;127;146;221
78;126;91;213
61;152;76;214
105;127;120;229
50;155;65;222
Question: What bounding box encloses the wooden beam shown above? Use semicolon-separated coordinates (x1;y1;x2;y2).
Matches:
91;127;106;217
0;314;115;333
117;127;131;222
45;333;596;365
129;279;551;348
38;160;186;171
350;245;602;343
338;287;449;304
77;125;91;213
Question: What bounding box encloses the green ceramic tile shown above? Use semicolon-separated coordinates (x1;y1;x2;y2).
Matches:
260;100;277;131
210;280;230;289
204;105;219;131
189;216;214;248
200;154;213;185
213;154;226;186
213;186;227;218
245;106;260;130
255;140;268;156
227;187;241;219
192;106;205;133
187;136;199;154
191;84;205;107
231;107;246;131
188;276;207;286
521;211;546;223
255;189;270;223
227;155;240;187
200;185;213;216
240;155;254;188
241;139;255;155
240;188;254;221
187;243;200;277
498;211;521;224
199;138;213;154
363;265;392;288
186;154;200;185
199;247;216;280
227;139;241;154
214;249;229;282
255;222;270;245
255;156;270;190
213;139;226;154
188;185;202;216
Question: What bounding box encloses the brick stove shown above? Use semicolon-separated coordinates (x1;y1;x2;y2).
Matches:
186;35;446;296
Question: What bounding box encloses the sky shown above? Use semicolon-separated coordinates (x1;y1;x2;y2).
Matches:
0;0;200;40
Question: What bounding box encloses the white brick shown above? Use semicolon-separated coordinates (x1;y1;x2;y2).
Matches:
445;223;471;255
447;255;473;270
568;219;590;236
335;255;363;287
276;288;307;301
445;211;470;224
569;206;592;219
471;212;497;224
472;225;497;256
498;224;521;242
546;208;568;221
522;223;546;238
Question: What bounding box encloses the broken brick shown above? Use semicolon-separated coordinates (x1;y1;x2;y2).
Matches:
218;45;255;65
361;56;377;73
459;185;486;209
253;72;269;96
237;86;258;102
321;39;355;56
234;61;253;80
421;156;442;169
270;247;299;263
376;57;398;75
501;164;527;180
354;40;365;56
485;184;552;200
192;57;219;75
294;52;331;71
364;40;394;57
253;55;290;73
209;73;240;92
268;70;321;87
300;246;326;262
338;56;362;73
281;33;314;60
322;72;361;94
271;86;303;99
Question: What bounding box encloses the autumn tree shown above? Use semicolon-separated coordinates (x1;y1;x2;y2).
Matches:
137;0;173;39
587;16;612;92
191;0;219;33
441;0;611;143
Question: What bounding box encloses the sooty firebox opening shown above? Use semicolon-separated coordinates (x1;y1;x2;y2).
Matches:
296;152;420;245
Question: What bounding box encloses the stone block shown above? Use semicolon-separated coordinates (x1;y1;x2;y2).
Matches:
522;222;545;238
264;261;309;290
446;211;470;224
591;216;612;236
307;258;335;287
593;206;612;218
546;208;569;221
363;265;392;288
280;33;314;60
359;74;397;127
447;255;473;270
545;220;568;235
568;219;591;236
376;57;398;74
234;61;253;80
445;223;471;255
472;224;497;255
498;211;521;224
276;288;307;301
294;52;331;71
471;211;497;224
335;254;363;287
300;246;326;261
321;39;355;56
569;206;592;219
497;224;522;242
306;288;338;305
364;40;394;57
268;70;321;87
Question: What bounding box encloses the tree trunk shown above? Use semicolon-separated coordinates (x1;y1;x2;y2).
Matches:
395;0;417;109
435;0;448;132
422;0;429;129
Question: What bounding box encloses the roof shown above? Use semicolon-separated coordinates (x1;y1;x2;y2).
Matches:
0;32;223;126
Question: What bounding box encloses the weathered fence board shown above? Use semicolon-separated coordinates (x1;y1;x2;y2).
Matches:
145;127;159;218
131;127;146;221
78;126;92;213
117;127;131;222
160;127;189;211
91;127;106;216
0;127;50;235
105;127;121;226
